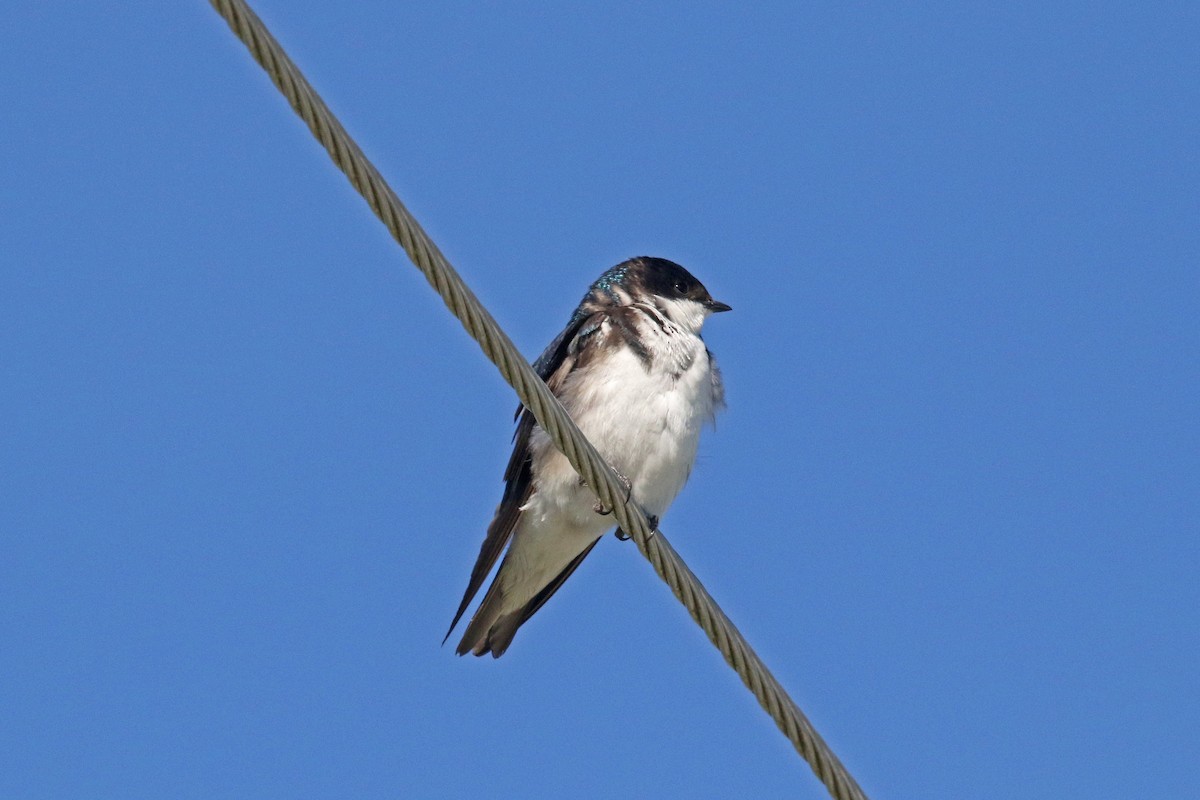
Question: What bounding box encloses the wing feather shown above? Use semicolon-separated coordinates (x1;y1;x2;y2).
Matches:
443;310;606;642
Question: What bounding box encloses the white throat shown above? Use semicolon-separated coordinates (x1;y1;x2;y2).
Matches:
650;296;710;336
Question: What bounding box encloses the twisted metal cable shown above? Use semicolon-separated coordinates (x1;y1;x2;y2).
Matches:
207;3;869;798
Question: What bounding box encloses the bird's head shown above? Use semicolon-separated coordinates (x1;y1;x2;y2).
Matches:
580;256;731;334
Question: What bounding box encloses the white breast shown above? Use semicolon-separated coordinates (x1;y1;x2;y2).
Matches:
527;308;720;528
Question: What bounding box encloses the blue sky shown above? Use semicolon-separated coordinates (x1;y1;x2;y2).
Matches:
2;2;1197;798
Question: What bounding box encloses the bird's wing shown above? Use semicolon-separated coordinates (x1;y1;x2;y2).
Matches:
443;310;606;642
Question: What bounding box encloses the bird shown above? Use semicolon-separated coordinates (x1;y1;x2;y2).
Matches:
445;256;731;657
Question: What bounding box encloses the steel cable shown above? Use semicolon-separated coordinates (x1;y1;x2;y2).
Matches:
207;2;870;798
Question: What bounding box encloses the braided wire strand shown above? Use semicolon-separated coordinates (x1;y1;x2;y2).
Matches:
207;2;870;798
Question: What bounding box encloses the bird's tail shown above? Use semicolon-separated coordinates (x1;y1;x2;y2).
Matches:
456;537;601;658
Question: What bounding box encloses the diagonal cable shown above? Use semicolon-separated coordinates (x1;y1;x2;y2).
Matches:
206;2;870;798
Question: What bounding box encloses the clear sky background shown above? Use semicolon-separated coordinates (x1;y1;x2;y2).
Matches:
2;3;1196;798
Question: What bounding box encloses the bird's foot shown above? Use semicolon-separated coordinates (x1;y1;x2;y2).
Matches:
592;469;633;516
614;513;657;542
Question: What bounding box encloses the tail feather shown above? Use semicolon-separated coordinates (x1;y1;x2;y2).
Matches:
456;537;601;658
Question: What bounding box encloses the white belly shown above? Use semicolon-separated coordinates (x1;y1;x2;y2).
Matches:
525;337;716;530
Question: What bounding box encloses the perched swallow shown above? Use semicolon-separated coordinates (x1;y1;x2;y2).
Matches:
445;256;730;657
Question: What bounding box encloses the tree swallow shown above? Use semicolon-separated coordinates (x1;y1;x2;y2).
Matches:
445;256;731;657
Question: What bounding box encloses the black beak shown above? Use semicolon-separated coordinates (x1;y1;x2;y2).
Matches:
705;298;732;313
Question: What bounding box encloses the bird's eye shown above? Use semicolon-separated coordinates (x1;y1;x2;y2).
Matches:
673;280;689;294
